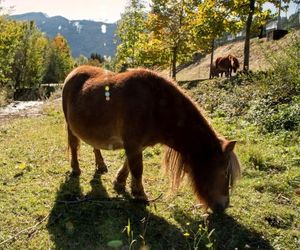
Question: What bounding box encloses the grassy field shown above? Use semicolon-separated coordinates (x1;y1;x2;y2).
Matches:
0;81;299;250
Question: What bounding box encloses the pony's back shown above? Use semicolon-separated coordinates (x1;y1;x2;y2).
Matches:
62;66;202;149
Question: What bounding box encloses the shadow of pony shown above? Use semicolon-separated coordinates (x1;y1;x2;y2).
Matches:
172;209;274;250
47;173;187;249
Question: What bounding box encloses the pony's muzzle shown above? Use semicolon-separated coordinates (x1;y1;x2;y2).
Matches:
213;196;229;213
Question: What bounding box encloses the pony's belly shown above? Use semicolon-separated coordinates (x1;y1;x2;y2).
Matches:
69;117;124;150
97;136;124;150
82;135;124;150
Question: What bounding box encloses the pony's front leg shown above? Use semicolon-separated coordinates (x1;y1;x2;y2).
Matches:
113;158;129;192
125;146;147;200
93;148;108;174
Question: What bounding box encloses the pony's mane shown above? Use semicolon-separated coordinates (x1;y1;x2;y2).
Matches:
227;151;241;187
163;147;189;190
163;146;241;195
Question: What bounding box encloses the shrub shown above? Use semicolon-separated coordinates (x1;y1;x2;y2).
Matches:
0;86;13;106
262;100;300;132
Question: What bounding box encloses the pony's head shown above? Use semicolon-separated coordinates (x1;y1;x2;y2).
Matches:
196;139;240;212
164;139;241;212
229;55;240;73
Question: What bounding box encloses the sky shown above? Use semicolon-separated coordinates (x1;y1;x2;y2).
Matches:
264;2;299;18
2;0;132;23
2;0;299;23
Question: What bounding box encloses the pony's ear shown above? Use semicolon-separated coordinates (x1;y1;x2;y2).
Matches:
222;140;237;153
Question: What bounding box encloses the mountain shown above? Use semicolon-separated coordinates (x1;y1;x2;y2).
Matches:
10;12;118;58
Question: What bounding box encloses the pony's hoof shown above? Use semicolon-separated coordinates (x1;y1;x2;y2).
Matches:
113;180;126;193
96;164;108;174
131;191;148;202
70;170;81;177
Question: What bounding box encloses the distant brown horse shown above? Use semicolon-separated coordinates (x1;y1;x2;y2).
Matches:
62;65;241;212
215;55;240;77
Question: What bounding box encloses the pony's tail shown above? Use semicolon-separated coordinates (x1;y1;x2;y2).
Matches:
163;147;189;191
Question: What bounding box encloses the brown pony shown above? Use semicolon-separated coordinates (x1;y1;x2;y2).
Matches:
215;55;240;77
62;65;241;212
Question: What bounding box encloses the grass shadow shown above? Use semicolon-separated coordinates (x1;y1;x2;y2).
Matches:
178;79;207;89
172;209;274;250
47;173;187;249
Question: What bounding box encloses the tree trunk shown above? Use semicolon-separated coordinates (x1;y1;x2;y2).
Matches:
243;0;255;71
277;0;282;29
171;46;178;80
209;39;215;79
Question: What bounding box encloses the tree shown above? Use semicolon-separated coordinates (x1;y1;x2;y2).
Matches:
87;53;104;67
147;0;198;79
12;21;49;88
115;0;147;71
74;54;88;67
0;17;23;86
43;34;73;83
90;53;104;63
243;0;256;71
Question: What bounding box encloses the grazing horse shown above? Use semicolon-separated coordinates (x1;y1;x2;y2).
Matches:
215;55;240;77
62;65;241;212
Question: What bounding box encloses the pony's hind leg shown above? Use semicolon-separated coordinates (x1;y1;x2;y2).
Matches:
67;127;81;176
113;158;129;193
124;146;147;200
93;148;108;174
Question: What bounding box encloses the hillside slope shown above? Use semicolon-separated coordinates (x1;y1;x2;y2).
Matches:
176;29;300;81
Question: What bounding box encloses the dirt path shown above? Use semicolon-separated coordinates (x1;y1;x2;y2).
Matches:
0;101;44;122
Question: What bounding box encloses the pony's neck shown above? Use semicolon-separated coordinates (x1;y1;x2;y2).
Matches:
164;97;221;157
172;124;220;158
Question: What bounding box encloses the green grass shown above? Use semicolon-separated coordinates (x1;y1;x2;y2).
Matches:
0;96;299;249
